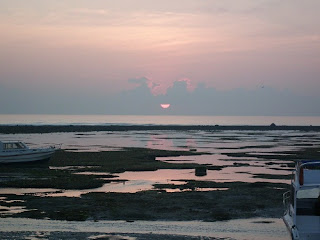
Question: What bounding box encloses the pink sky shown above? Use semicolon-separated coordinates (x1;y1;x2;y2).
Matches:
0;0;319;97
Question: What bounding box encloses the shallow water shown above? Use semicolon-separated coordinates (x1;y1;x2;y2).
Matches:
0;217;290;240
1;130;319;195
1;130;319;152
1;130;317;239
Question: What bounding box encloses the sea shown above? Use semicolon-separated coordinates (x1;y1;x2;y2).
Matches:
0;114;320;126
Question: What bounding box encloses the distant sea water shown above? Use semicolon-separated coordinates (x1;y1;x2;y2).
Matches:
0;114;320;126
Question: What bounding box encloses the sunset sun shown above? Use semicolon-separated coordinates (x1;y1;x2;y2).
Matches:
160;104;171;109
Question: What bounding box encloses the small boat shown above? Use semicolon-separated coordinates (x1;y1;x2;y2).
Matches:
283;160;320;240
0;140;58;164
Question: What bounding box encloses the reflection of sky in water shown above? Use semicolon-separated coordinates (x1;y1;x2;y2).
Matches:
0;206;27;216
0;130;319;194
116;167;290;184
0;129;316;240
157;154;232;165
0;130;319;153
1;164;288;198
46;166;291;197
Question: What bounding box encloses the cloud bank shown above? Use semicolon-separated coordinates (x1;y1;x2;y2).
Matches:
1;78;319;116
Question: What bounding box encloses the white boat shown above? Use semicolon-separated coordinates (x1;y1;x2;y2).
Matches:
283;160;320;240
0;141;58;163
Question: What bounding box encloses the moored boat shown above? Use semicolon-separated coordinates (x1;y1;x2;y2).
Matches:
0;140;58;163
283;160;320;240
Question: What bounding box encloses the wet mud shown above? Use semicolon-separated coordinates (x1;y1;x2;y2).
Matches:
0;146;319;222
0;127;319;240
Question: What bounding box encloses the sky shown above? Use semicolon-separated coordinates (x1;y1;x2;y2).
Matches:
0;0;319;115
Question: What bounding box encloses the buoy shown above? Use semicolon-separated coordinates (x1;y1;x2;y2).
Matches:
195;166;207;176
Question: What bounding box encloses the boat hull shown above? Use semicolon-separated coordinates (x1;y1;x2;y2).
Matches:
284;213;320;240
0;149;55;163
283;213;299;240
296;216;320;240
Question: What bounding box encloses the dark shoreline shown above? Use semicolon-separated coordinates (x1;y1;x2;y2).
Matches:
1;124;320;134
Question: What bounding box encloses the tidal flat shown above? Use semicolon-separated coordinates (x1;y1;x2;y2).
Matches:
0;147;284;221
1;128;320;239
0;147;315;221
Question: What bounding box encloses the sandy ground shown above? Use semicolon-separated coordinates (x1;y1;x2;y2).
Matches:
0;217;290;240
0;232;222;240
